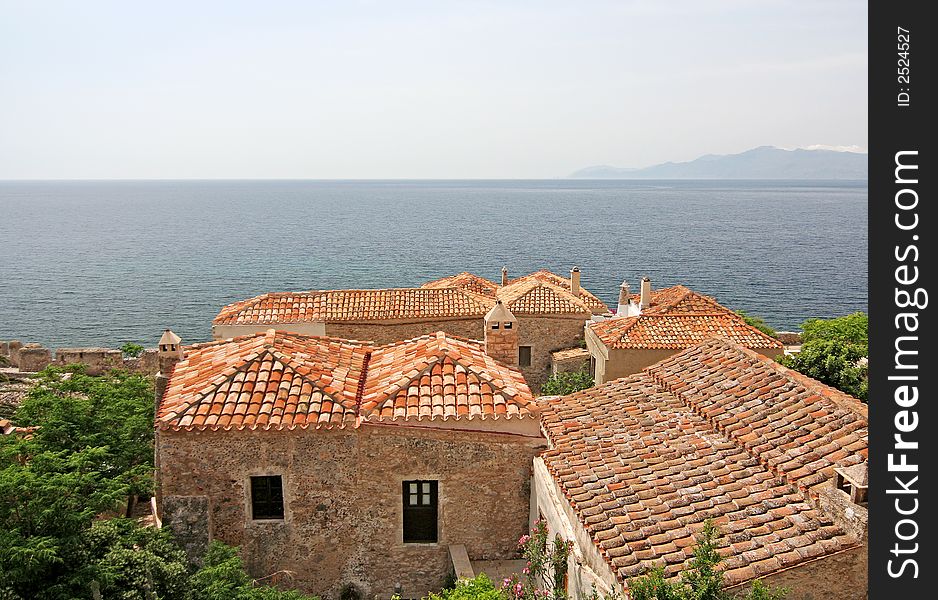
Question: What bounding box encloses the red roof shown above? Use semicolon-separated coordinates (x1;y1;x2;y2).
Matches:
540;338;866;588
156;330;536;431
590;313;783;350
214;288;494;325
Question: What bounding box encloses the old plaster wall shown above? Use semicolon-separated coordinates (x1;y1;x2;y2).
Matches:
157;423;544;598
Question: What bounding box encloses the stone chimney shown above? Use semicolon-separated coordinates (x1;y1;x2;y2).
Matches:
570;267;581;296
639;277;652;310
156;329;183;403
484;300;519;366
617;281;632;315
501;266;509;287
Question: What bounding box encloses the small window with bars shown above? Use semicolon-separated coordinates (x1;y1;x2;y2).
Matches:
250;475;284;520
402;480;438;543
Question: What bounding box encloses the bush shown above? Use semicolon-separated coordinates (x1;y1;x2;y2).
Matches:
541;370;593;396
426;575;503;600
628;520;788;600
120;343;146;358
779;313;869;401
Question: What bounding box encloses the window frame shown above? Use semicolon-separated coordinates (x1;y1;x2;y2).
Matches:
249;474;285;521
402;479;439;544
519;345;533;367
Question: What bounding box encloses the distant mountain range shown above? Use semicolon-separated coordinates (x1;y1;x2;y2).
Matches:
569;146;868;180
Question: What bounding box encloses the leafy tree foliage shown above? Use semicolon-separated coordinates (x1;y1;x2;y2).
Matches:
121;343;146;358
541;370;593;396
425;575;504;600
780;313;869;401
799;312;868;346
1;366;319;600
734;311;777;338
13;366;155;496
188;541;315;600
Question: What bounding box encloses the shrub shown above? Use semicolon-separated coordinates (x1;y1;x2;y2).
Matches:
120;343;145;358
541;371;593;396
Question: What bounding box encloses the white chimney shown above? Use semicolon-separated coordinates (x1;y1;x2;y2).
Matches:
617;281;632;315
570;266;581;296
501;266;509;287
640;277;652;310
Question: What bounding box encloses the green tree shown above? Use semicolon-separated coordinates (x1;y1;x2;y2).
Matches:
121;343;146;358
779;313;869;401
13;365;155;496
734;311;777;338
541;370;593;396
800;312;868;346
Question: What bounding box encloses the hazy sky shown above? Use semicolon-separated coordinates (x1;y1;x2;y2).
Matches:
0;1;867;179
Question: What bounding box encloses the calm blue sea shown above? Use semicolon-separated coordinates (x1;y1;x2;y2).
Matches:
0;180;867;349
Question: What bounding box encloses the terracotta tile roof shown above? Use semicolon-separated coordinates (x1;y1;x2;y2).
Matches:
422;272;500;297
360;331;536;421
214;288;495;325
156;330;535;431
540;338;866;588
216;270;609;326
628;285;736;316
498;279;593;315
589;314;783;350
505;270;610;314
645;338;868;492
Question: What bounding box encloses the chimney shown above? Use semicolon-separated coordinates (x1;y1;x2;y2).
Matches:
483;300;519;366
570;267;581;296
156;329;183;402
639;277;652;310
501;266;509;287
617;281;632;315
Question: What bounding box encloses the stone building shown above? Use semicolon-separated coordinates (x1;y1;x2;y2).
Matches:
586;283;783;385
212;268;610;390
155;329;544;598
534;338;868;600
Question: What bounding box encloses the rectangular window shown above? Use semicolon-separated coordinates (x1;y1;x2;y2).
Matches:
402;480;438;543
519;345;532;367
250;475;284;520
504;322;513;329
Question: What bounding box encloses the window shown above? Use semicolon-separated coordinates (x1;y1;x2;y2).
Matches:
491;323;500;329
504;322;513;329
519;345;532;367
402;480;438;543
250;475;284;520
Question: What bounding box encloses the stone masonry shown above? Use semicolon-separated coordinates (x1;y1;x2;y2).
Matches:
157;425;544;598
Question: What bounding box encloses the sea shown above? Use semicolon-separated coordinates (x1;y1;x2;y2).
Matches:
0;179;867;349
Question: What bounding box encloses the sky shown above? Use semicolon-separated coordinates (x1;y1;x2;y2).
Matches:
0;1;868;179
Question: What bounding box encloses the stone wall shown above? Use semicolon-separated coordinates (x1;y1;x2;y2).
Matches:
325;318;484;345
0;340;161;376
725;543;867;600
17;344;51;372
157;424;545;598
516;316;587;392
550;348;590;376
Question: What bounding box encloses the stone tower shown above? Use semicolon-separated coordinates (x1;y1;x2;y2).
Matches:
484;300;519;366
